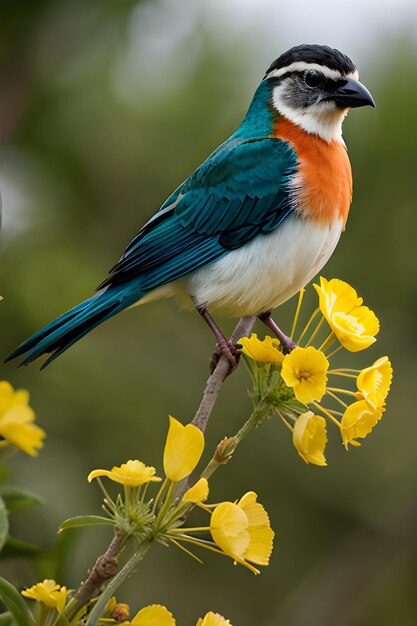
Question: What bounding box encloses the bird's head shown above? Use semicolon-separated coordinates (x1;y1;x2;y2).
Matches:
264;44;375;143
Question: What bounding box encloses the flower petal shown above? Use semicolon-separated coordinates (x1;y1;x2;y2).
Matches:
239;334;283;363
0;419;45;456
243;524;275;566
356;357;393;409
163;416;204;482
196;612;232;626
131;604;176;626
281;347;329;404
314;277;379;352
87;460;161;486
210;502;250;560
21;579;67;614
341;400;382;448
237;492;270;527
293;411;328;466
182;478;209;503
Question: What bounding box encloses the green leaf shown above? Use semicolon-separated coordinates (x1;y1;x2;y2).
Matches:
0;487;43;514
0;537;41;559
0;497;9;553
0;612;15;625
0;578;36;626
59;515;114;532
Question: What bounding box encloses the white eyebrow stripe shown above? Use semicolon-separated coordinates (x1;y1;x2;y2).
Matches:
267;62;350;81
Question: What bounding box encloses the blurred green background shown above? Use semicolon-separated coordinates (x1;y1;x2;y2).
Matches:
1;1;416;624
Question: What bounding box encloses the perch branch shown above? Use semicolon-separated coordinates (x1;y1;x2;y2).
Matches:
66;529;126;619
191;316;256;432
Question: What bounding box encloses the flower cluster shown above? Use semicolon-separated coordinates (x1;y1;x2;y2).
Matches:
0;381;45;456
20;417;273;621
120;605;232;625
21;585;232;625
240;277;393;466
19;416;272;622
85;416;274;576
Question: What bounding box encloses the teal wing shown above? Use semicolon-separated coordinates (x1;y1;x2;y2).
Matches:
100;136;298;291
6;136;298;367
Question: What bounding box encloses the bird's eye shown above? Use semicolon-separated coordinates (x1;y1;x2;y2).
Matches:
304;70;324;88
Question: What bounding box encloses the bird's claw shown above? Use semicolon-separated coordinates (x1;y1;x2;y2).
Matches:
209;341;242;376
281;337;298;354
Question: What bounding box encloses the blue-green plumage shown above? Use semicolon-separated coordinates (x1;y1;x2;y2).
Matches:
6;77;299;367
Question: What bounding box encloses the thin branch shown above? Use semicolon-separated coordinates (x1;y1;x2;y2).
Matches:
68;316;256;615
66;530;126;619
174;316;256;500
191;316;256;432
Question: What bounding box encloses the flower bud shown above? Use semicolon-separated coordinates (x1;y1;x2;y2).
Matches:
112;603;130;622
214;437;237;464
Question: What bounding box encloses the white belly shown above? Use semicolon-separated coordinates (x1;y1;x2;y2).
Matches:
183;215;343;316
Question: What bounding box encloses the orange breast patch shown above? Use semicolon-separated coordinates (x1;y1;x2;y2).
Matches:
273;118;352;225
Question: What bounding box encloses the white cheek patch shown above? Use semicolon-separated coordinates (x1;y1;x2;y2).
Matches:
272;82;348;144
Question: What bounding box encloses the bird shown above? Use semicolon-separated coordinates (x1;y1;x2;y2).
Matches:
6;44;375;370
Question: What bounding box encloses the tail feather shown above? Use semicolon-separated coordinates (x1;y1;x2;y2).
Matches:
6;286;143;367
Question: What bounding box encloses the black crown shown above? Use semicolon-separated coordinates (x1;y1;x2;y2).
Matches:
266;44;356;76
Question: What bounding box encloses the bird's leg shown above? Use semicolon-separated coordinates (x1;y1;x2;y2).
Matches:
258;312;298;354
197;307;241;374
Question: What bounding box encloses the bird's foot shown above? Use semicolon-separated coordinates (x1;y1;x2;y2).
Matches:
209;341;242;376
258;312;298;354
280;335;298;355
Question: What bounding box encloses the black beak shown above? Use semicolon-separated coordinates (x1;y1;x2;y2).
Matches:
327;77;375;109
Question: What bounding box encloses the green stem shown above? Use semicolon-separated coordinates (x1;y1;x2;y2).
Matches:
37;605;50;626
152;478;168;514
154;481;174;530
85;540;152;626
200;458;219;482
235;401;270;443
199;400;270;482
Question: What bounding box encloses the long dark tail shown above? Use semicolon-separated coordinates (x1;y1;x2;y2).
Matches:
6;285;144;368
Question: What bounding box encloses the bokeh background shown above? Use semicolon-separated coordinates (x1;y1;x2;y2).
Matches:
1;1;417;624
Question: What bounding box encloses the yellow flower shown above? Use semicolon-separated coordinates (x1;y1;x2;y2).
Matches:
88;460;161;486
182;478;209;503
239;334;283;364
314;277;379;352
128;604;175;625
0;381;45;456
210;491;274;574
293;411;327;466
281;347;329;404
163;416;204;482
341;400;383;448
196;612;232;626
21;579;68;614
356;356;393;410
